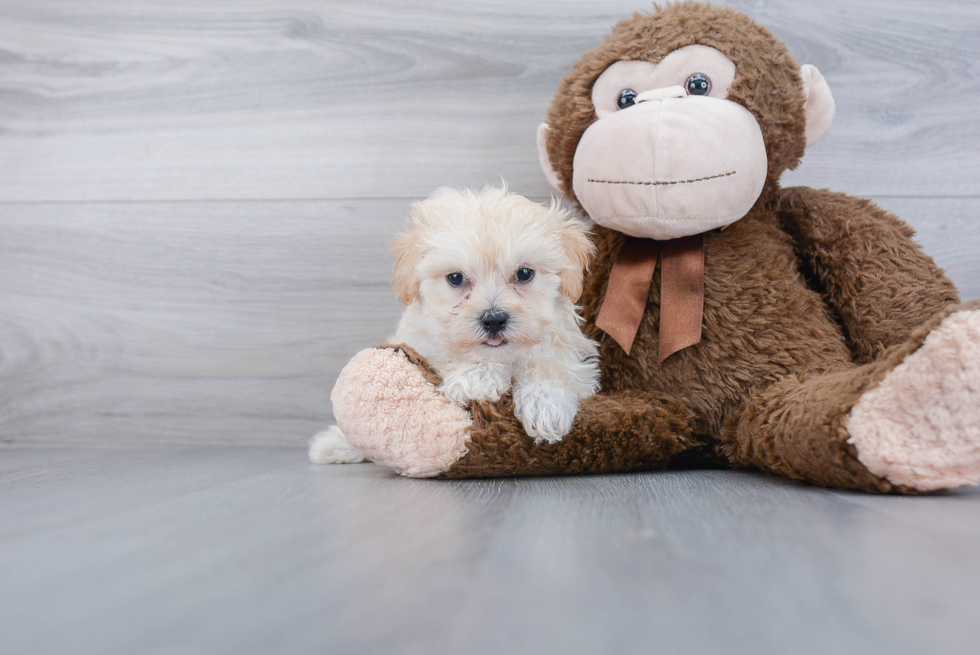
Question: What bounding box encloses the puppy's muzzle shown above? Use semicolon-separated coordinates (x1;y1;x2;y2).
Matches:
479;309;509;337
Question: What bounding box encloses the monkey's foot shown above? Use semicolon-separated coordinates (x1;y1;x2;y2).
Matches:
331;347;472;478
848;308;980;491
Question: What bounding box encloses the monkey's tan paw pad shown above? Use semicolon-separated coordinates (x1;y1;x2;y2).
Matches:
848;309;980;491
331;348;472;478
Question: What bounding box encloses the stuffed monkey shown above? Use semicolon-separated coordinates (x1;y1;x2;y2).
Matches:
330;2;980;493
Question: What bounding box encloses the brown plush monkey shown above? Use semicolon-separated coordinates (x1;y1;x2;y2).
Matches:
330;2;980;493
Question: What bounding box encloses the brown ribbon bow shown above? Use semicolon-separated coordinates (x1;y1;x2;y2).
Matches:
595;234;705;362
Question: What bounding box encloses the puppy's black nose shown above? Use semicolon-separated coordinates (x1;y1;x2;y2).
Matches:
480;309;509;336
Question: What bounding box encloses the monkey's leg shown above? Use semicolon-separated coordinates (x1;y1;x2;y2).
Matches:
725;302;980;493
332;345;710;479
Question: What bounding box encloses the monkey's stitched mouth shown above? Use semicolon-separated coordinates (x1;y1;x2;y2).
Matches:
587;171;736;186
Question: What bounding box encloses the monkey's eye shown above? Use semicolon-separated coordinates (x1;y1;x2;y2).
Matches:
515;267;535;283
446;272;466;287
616;89;637;110
685;74;712;96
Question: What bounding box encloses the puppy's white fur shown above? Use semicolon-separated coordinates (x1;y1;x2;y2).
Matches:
309;425;365;464
310;185;599;465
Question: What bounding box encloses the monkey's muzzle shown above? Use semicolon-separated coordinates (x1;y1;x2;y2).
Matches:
572;94;767;240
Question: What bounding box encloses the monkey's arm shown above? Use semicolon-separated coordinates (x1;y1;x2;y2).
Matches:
776;186;959;363
331;345;714;479
446;388;708;478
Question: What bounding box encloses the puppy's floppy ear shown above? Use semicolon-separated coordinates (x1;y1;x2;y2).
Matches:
390;228;422;305
553;206;594;302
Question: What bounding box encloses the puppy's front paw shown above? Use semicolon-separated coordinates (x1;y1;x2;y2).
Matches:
513;382;579;444
439;364;511;404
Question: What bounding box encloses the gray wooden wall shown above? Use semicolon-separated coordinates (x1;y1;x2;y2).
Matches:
1;0;978;446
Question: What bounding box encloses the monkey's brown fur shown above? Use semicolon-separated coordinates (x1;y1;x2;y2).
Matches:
341;3;971;492
433;2;968;492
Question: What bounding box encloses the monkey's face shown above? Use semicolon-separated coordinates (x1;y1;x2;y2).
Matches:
572;45;767;240
538;5;836;241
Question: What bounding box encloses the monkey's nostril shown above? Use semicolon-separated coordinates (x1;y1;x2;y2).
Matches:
480;309;509;336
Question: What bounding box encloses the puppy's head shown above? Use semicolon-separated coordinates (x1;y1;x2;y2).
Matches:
392;185;593;362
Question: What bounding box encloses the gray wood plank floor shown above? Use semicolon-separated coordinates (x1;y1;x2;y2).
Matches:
2;448;979;655
2;5;979;653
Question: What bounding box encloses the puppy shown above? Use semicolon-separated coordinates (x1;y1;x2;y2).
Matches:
310;185;599;465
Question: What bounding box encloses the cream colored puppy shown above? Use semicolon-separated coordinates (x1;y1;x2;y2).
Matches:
310;185;600;465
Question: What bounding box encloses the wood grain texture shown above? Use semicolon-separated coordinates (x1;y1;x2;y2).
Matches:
0;0;978;201
2;448;980;655
0;199;406;445
2;4;978;649
0;197;975;446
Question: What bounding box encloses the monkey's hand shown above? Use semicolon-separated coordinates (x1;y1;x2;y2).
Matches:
331;346;472;478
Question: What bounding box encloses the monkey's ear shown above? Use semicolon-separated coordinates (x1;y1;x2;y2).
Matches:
537;123;563;191
801;65;835;148
390;230;421;305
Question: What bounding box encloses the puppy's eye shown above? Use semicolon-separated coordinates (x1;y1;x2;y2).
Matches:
685;73;711;96
446;272;466;287
616;89;637;110
515;267;534;283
